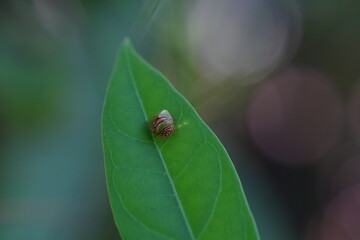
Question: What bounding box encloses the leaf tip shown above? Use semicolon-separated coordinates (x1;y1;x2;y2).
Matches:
120;37;134;51
122;37;131;45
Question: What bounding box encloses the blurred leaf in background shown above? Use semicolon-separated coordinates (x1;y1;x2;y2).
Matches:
0;0;148;239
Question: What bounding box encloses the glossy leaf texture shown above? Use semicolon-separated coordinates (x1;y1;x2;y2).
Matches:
102;39;260;240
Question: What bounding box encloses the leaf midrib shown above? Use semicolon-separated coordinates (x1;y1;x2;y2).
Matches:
125;47;196;240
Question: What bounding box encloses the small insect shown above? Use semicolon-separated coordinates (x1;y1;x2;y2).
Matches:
147;110;175;141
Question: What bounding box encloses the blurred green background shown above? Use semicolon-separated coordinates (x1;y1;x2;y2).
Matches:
1;0;360;239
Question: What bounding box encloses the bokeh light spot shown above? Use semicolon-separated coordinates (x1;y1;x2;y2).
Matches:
247;66;343;165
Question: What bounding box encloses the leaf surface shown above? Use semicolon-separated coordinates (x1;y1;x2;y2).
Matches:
102;39;259;240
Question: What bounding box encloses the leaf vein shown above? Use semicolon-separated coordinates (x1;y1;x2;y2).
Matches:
126;48;196;240
112;169;173;239
197;142;222;239
109;103;152;143
173;144;204;182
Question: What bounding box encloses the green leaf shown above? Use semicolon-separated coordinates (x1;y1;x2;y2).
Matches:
102;39;259;240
